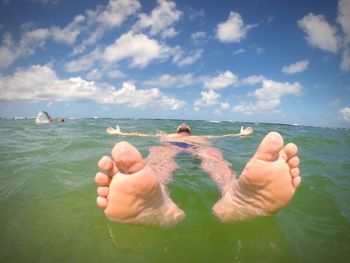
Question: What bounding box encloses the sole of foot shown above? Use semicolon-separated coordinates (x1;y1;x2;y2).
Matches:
213;131;301;222
95;141;185;227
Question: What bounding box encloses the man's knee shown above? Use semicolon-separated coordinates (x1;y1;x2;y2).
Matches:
200;147;223;159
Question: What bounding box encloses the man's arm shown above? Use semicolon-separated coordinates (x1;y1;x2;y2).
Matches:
106;125;164;137
202;126;253;139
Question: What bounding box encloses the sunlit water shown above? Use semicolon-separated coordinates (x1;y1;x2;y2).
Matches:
0;119;349;263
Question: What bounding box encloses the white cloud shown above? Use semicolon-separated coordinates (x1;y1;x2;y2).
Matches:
330;98;341;106
191;31;208;45
187;7;205;21
143;73;196;88
233;46;263;56
215;11;253;43
204;71;238;89
158;96;186;110
65;48;127;80
0;46;16;69
103;82;182;109
145;73;266;91
23;28;51;42
66;33;202;75
0;1;140;69
233;48;246;55
282;59;309;74
0;65;88;101
103;32;170;67
220;102;230;109
213;101;231;115
172;47;203;66
340;47;350;71
297;3;350;72
194;90;220;110
106;69;126;79
85;68;104;80
50;15;85;45
161;27;178;38
71;0;141;56
298;13;339;53
71;27;105;56
31;0;58;5
94;0;141;28
19;14;84;48
132;0;182;38
0;16;84;69
255;46;264;54
254;80;301;102
0;33;17;69
339;107;350;122
64;47;102;72
298;6;350;72
232;79;301;114
337;0;350;44
240;75;265;85
105;82;186;110
0;65;185;110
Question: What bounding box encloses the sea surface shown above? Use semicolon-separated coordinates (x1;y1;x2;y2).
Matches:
0;118;349;263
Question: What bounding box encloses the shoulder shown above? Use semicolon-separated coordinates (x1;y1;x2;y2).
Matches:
161;133;182;141
164;133;178;138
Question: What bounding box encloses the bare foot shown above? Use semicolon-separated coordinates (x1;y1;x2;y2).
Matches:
95;141;185;227
213;132;301;222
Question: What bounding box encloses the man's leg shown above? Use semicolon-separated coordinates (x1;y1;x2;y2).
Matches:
145;145;181;185
194;146;237;192
95;141;185;228
212;132;301;222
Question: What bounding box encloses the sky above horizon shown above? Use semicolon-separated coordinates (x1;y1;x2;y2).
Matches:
0;0;350;128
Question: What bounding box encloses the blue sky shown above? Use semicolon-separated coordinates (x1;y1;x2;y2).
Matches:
0;0;350;128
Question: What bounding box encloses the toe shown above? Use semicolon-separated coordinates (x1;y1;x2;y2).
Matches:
254;131;284;161
292;176;301;189
98;156;118;175
112;141;145;174
290;167;300;178
279;143;298;162
97;186;109;197
288;156;300;168
95;172;111;186
96;196;108;209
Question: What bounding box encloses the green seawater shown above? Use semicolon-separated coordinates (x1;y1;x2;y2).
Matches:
0;118;349;263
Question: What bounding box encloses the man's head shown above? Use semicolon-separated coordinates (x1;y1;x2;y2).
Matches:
176;123;192;134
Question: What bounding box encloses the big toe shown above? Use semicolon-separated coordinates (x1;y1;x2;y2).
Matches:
112;141;145;174
254;131;284;162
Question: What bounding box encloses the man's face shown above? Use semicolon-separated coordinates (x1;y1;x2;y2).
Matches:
176;124;191;134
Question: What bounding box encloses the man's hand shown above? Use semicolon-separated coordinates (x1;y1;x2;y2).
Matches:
240;126;253;136
106;125;122;135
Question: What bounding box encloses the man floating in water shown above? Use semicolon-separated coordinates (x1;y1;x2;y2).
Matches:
95;124;301;227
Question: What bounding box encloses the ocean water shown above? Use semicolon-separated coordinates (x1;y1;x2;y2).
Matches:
0;118;349;263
